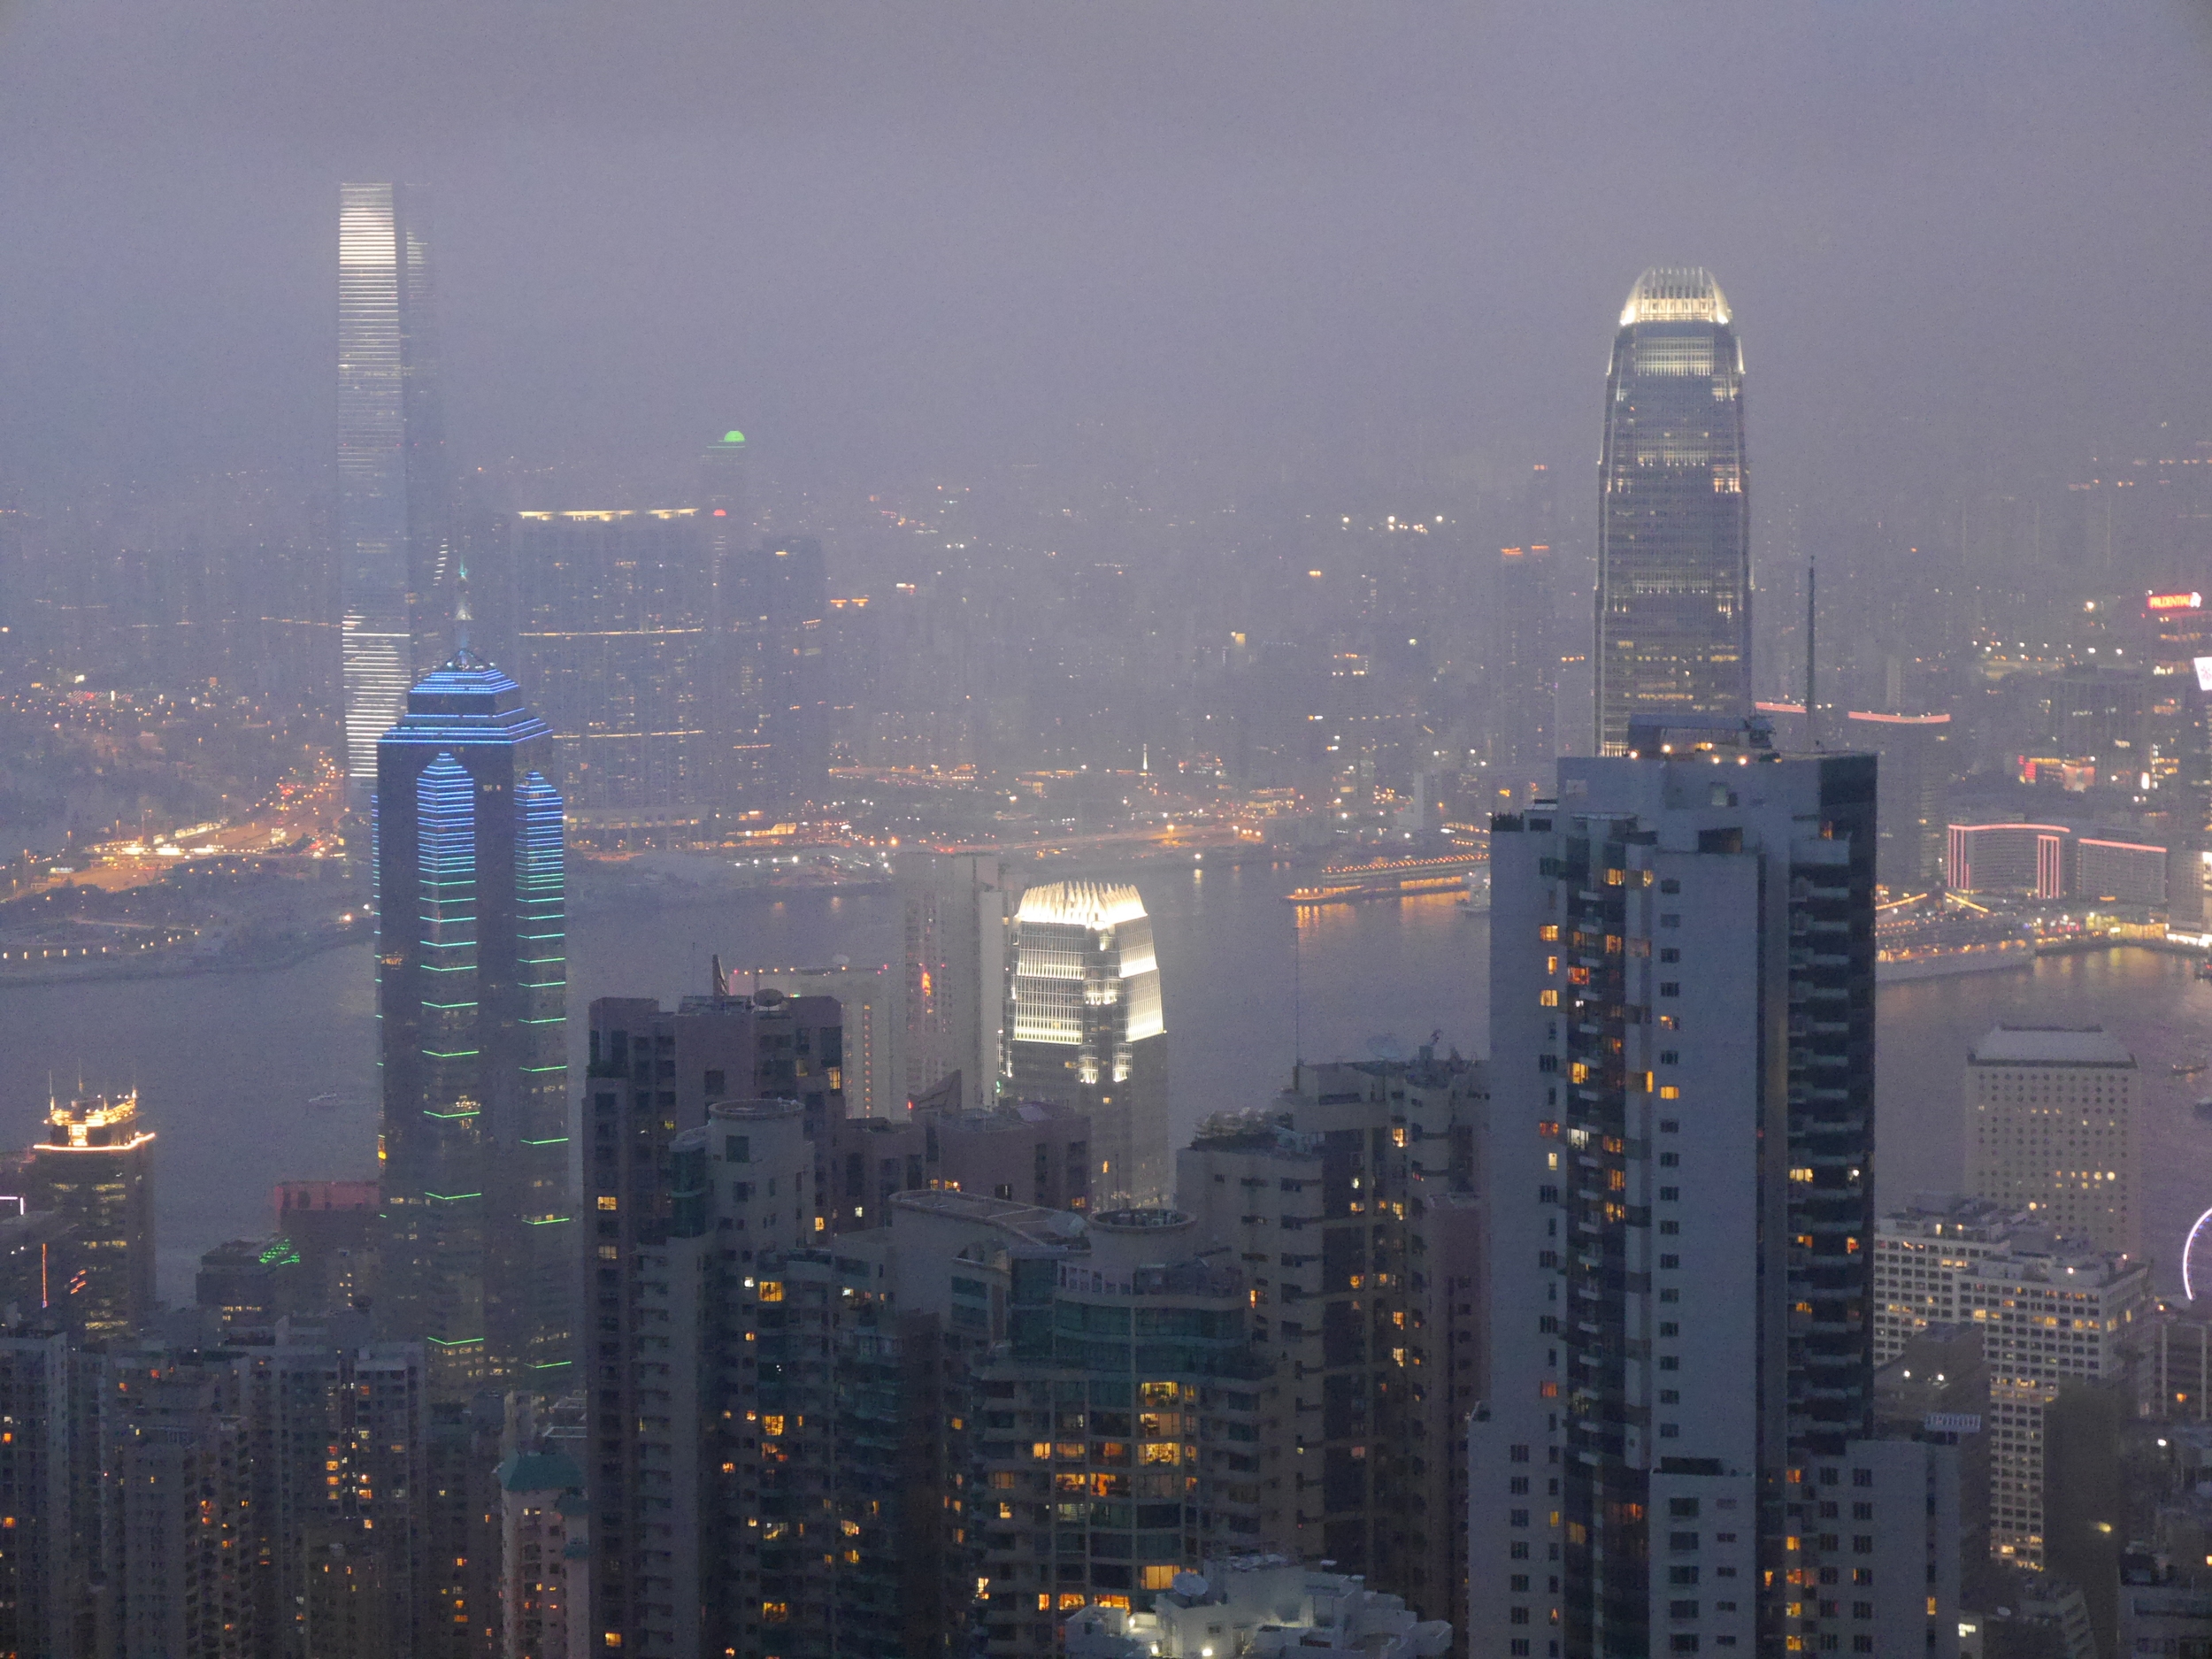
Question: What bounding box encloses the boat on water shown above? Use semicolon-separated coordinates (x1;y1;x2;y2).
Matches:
2197;957;2212;981
1456;869;1492;915
306;1091;342;1110
2176;1060;2208;1078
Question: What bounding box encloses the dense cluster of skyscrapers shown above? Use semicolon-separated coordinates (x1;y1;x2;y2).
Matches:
14;225;2212;1659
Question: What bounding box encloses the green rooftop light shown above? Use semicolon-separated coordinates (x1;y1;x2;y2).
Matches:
722;430;745;444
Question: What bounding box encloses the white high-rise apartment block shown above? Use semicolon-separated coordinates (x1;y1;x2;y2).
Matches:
1469;718;1958;1659
1961;1240;2147;1568
1965;1025;2139;1256
1872;1195;2029;1363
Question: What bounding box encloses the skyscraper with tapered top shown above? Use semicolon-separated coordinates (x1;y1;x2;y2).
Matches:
1595;268;1750;755
1005;880;1167;1204
340;182;449;786
374;649;571;1396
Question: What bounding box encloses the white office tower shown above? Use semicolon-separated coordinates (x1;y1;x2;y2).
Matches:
1965;1025;2139;1256
1006;880;1169;1204
1467;716;1959;1659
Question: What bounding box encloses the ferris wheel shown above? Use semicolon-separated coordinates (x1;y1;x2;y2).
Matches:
2184;1205;2212;1301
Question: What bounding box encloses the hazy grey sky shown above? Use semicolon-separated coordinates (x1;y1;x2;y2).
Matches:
3;2;2208;514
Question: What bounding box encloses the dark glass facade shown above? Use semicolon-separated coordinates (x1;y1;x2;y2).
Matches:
1595;268;1750;755
374;656;572;1395
514;508;716;835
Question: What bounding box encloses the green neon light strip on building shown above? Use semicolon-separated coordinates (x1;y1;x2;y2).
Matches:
425;1191;484;1202
521;1136;570;1145
722;431;745;443
426;1335;485;1347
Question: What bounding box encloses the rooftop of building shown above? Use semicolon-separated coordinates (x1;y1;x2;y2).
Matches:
379;648;551;748
704;1098;806;1124
933;1098;1088;1133
495;1448;585;1495
1621;265;1731;328
1970;1024;2137;1068
1960;1238;2145;1287
1878;1194;2037;1241
1015;879;1148;929
887;1187;1087;1249
35;1088;151;1150
1188;1108;1315;1155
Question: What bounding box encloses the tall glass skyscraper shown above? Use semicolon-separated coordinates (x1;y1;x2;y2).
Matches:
340;182;449;784
1005;880;1167;1204
374;653;571;1395
1594;267;1749;755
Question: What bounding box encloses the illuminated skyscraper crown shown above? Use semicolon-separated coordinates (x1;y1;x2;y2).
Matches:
1620;266;1732;327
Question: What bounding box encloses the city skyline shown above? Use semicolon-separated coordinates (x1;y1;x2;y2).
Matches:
1;8;2208;1655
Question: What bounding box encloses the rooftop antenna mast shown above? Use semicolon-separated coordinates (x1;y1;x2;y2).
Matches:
1805;557;1819;751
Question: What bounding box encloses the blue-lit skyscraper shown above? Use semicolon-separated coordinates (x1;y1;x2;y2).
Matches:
1594;267;1750;755
341;182;449;784
375;653;571;1394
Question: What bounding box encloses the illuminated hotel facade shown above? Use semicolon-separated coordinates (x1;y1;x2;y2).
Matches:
1595;268;1751;755
1005;881;1167;1204
374;654;572;1394
26;1089;156;1336
339;182;449;785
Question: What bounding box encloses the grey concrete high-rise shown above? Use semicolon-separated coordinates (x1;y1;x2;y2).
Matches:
339;183;449;783
902;852;1012;1111
1594;269;1751;755
1468;716;1959;1659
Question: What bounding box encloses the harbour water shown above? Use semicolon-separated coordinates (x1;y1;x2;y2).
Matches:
2;859;2208;1302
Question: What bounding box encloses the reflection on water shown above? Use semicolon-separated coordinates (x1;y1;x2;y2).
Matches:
5;868;2209;1300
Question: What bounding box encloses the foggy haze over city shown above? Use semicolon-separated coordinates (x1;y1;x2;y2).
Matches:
7;7;2212;1659
5;4;2209;522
